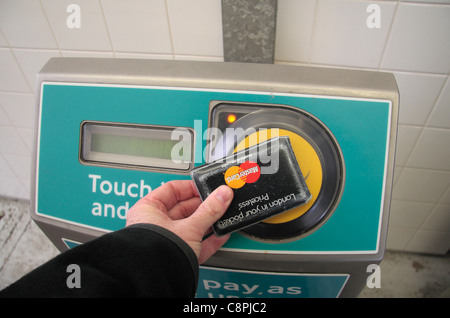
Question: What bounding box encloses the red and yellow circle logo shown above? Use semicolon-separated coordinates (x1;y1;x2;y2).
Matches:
224;161;261;189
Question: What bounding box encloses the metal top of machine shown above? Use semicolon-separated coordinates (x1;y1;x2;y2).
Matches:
38;58;398;102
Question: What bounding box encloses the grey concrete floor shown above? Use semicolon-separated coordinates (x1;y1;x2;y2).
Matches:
1;196;449;297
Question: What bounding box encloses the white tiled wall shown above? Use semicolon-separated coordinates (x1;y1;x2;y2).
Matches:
0;0;449;254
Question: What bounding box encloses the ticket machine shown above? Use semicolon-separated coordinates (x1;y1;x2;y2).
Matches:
31;58;398;297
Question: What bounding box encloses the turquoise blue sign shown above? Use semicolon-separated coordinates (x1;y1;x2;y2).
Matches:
36;82;391;254
197;267;349;298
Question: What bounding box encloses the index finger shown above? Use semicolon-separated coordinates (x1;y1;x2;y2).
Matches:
140;180;199;213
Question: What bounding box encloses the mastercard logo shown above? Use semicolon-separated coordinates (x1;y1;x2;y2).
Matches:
224;161;261;189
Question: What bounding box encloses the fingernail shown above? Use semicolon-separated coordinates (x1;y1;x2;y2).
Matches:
216;186;233;203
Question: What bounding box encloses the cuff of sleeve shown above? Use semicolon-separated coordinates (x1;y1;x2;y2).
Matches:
126;223;199;287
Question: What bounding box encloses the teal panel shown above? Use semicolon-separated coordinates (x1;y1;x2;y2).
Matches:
37;83;390;252
197;267;348;298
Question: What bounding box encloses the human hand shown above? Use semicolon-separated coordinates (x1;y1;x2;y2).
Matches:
126;180;234;264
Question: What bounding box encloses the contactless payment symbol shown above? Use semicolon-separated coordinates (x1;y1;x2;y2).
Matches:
224;161;261;189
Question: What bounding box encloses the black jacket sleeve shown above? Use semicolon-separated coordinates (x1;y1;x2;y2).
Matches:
0;224;199;298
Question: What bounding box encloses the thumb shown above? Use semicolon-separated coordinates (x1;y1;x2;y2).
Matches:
187;185;234;236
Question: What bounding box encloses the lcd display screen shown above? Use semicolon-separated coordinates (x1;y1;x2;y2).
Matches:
80;122;194;172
